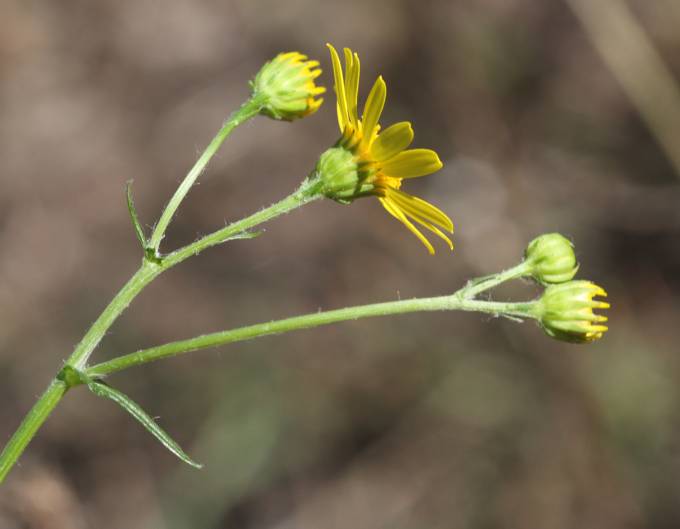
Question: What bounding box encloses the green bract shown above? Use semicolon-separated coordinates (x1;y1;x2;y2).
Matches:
524;233;578;285
313;146;374;203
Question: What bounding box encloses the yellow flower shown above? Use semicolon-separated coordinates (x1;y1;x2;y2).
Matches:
532;281;610;343
317;44;453;254
252;52;326;121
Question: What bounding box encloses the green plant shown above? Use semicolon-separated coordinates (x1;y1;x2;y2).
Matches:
0;45;609;483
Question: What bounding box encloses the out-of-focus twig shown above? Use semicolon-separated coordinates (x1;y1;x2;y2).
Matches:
565;0;680;179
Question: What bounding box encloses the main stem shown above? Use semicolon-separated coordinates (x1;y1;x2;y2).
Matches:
0;186;316;484
0;380;67;482
147;95;266;253
69;261;163;370
87;297;536;378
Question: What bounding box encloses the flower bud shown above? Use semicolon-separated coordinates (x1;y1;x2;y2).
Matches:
524;233;578;285
252;52;325;121
312;146;375;204
531;280;609;343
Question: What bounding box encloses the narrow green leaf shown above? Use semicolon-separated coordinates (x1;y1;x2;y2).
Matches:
87;380;202;469
126;180;147;249
210;229;263;249
226;230;263;242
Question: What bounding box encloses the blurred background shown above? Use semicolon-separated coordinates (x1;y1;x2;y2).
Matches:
1;0;679;527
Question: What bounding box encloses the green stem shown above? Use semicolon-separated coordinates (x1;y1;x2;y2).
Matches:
0;380;68;483
0;184;318;484
458;262;531;299
69;260;163;370
147;94;267;253
87;297;536;378
69;183;319;373
162;180;321;268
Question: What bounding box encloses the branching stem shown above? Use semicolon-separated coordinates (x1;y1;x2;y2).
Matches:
0;93;539;484
148;94;267;253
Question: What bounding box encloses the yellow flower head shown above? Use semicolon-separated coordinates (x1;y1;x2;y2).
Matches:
532;280;610;343
315;44;453;254
252;51;326;121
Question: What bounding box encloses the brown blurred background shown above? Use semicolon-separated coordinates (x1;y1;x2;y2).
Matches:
1;0;679;528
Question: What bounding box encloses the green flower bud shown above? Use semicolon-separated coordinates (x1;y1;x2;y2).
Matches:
252;52;326;121
312;146;375;204
531;280;609;343
524;233;578;285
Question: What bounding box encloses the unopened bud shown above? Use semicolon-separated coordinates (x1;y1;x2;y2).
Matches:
531;280;609;343
524;233;578;285
252;52;325;121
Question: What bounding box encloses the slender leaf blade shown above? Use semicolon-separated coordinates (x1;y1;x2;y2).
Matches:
126;180;147;249
88;380;202;469
225;230;262;242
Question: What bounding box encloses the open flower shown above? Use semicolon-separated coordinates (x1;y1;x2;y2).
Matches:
252;51;325;121
314;44;453;254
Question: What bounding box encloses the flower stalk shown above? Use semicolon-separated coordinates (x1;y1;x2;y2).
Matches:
86;296;537;379
147;94;268;254
457;261;533;300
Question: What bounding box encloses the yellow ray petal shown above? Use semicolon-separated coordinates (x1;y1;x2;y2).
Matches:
327;44;348;132
387;188;453;232
344;50;360;128
342;48;354;128
360;76;387;150
381;149;443;179
379;197;435;254
385;191;453;250
404;211;453;250
370;122;414;161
